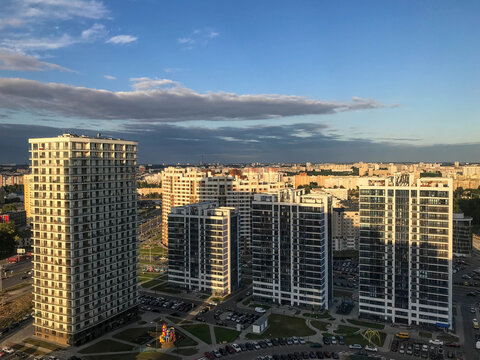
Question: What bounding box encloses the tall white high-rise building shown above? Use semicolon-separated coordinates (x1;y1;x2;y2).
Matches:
29;134;138;345
167;202;239;295
358;174;453;329
251;189;332;309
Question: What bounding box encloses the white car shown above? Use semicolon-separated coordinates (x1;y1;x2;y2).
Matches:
255;307;266;313
232;343;241;352
254;342;261;350
349;344;362;350
365;345;378;352
331;336;337;344
299;337;306;344
292;336;299;344
2;347;14;354
429;339;444;346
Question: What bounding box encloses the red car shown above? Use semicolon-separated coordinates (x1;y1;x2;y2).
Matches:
225;345;235;354
204;352;214;359
445;343;460;348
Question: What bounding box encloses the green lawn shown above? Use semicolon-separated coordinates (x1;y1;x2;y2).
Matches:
142;279;164;288
22;338;64;351
181;324;212;344
304;312;332;319
172;347;198;356
214;327;240;343
334;325;360;335
151;283;183;294
346;319;385;330
438;333;459;342
79;339;136;354
419;331;432;338
174;330;199;347
311;320;329;331
113;327;155;344
246;314;316;339
139;244;167;256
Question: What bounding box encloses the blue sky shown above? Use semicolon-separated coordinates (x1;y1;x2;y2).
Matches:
0;0;479;163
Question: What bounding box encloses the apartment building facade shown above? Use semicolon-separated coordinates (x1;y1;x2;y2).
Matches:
332;207;359;251
29;134;138;345
453;212;473;256
167;203;239;295
251;189;332;309
358;174;453;329
161;167;284;251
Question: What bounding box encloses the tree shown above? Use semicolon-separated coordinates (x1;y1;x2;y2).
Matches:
0;222;19;258
1;203;17;213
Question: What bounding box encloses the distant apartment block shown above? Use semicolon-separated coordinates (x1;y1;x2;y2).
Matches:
168;203;239;295
251;189;332;309
30;134;138;345
453;213;472;256
332;206;359;251
359;174;453;329
160;167;284;251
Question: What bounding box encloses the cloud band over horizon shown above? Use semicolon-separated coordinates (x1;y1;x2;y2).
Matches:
0;77;387;123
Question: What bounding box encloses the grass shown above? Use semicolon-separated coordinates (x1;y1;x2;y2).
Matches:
23;338;64;351
334;325;360;335
139;244;167;256
303;311;331;319
151;283;183;294
139;273;160;282
311;320;329;331
0;282;31;294
142;279;164;289
214;327;240;343
181;324;212;344
346;319;385;330
419;331;433;338
113;327;155;344
172;347;198;356
174;330;199;347
242;297;252;306
79;339;136;354
246;314;316;339
437;333;459;342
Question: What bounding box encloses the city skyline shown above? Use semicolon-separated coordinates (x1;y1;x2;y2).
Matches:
1;1;480;163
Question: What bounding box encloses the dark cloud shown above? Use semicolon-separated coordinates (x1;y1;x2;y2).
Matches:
0;122;479;164
0;78;385;122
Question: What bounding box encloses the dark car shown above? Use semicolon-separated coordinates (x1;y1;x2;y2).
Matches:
272;338;280;346
246;342;254;350
316;352;324;359
323;351;331;359
225;345;235;354
309;351;317;358
218;348;227;356
323;337;330;345
331;353;339;360
337;336;344;345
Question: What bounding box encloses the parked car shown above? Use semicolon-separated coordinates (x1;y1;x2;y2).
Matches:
365;345;377;352
429;339;444;346
348;344;362;350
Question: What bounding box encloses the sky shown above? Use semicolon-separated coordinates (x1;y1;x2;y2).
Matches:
0;0;479;164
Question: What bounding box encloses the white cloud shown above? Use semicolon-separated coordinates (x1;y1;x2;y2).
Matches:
1;34;75;52
178;27;219;48
0;77;387;122
130;77;179;91
177;37;194;45
81;23;107;40
106;35;137;44
0;49;71;71
104;75;116;80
